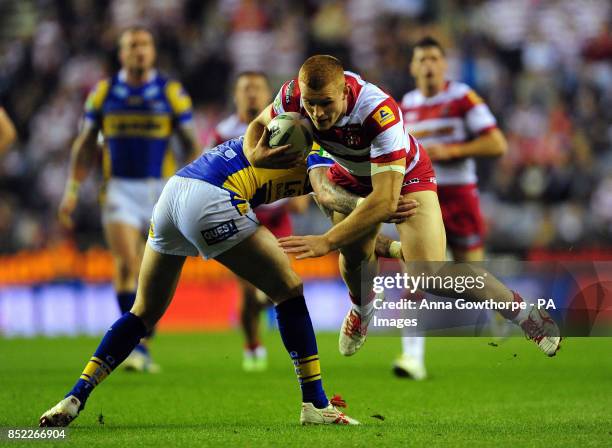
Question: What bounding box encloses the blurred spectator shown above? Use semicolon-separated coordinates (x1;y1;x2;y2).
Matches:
0;107;16;153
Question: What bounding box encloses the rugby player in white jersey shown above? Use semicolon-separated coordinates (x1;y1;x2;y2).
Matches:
244;55;560;359
391;36;509;379
211;71;310;372
58;27;200;372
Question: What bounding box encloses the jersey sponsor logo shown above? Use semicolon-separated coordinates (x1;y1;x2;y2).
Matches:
102;114;172;138
209;146;238;161
150;100;167;112
374;105;395;127
127;96;144;106
201;220;239;245
112;85;129;98
344;126;363;147
143;85;160;99
403;177;420;186
148;220;155;238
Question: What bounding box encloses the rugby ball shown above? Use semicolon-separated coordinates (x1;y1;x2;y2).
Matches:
267;112;313;158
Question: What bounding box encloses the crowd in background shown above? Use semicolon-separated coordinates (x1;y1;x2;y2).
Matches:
0;0;610;254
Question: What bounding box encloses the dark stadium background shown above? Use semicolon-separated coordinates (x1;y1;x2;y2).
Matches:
0;0;610;334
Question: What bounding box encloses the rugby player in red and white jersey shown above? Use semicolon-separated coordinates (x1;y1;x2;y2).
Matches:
211;71;310;372
392;37;509;379
245;55;560;359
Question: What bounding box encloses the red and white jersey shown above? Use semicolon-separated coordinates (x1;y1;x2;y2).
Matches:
272;71;415;189
208;113;247;147
401;81;497;186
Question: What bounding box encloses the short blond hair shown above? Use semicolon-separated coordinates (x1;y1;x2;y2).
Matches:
298;55;344;90
118;26;155;48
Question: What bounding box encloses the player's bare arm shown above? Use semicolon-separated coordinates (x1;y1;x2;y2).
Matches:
280;160;405;259
58;125;99;228
244;104;301;169
0;107;17;153
426;128;507;162
308;166;418;222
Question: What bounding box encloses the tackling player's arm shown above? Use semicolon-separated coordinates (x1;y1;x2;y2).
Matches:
427;128;507;161
58;124;99;228
0;107;16;153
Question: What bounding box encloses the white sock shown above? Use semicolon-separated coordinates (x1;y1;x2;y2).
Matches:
401;336;425;363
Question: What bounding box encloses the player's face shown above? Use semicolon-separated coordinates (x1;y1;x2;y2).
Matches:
119;30;156;73
300;81;348;131
411;47;447;93
235;75;271;118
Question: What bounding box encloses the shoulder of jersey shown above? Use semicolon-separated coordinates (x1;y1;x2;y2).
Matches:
86;77;113;110
401;81;475;108
345;71;395;123
446;81;472;98
276;78;302;112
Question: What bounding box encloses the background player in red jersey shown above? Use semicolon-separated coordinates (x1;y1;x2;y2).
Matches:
393;37;509;379
211;71;310;371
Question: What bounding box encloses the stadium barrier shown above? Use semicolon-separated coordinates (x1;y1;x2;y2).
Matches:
0;244;347;336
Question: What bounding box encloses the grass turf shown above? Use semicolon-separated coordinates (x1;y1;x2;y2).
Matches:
0;332;610;447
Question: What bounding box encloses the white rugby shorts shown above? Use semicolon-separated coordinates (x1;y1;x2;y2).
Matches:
147;176;259;259
101;178;166;230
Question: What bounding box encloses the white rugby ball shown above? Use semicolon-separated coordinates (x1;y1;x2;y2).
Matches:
267;112;313;158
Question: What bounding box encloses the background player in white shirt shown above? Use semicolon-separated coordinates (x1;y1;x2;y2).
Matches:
395;37;508;379
211;71;310;372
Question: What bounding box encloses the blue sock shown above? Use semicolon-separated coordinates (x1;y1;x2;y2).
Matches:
275;296;328;409
66;312;147;409
117;291;136;314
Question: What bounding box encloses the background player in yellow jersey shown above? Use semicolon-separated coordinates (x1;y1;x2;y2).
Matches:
58;27;200;372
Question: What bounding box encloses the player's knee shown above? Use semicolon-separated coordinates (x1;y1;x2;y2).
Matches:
339;250;373;272
267;272;303;304
131;300;165;330
115;255;141;283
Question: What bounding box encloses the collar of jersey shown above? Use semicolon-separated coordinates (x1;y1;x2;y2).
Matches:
118;69;158;84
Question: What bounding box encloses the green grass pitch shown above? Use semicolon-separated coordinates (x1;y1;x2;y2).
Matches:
1;332;611;447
